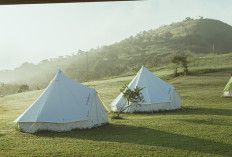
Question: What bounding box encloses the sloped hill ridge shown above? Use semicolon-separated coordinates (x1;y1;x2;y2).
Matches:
117;18;232;55
0;18;232;89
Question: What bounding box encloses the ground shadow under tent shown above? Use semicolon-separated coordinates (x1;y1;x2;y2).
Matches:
35;123;232;156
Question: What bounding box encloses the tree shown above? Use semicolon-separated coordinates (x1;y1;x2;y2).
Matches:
115;85;145;118
17;89;23;93
199;16;203;19
181;58;189;76
185;17;193;21
36;84;40;90
171;55;181;76
18;84;29;93
162;31;173;40
171;55;189;76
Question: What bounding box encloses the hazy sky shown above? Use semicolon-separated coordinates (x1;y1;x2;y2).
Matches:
0;0;232;70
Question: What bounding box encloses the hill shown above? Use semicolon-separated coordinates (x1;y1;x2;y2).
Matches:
0;18;232;93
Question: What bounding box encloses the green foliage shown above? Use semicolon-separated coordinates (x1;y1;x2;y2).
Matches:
36;84;40;90
17;89;23;93
14;124;23;132
116;85;145;117
19;84;29;91
184;17;194;21
0;83;30;95
120;85;145;106
18;84;29;93
0;83;20;95
171;55;189;76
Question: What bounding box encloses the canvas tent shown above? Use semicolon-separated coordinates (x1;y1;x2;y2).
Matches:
110;66;181;113
222;77;232;98
14;70;109;133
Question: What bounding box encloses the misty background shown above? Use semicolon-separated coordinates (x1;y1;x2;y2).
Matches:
0;0;232;96
0;0;232;70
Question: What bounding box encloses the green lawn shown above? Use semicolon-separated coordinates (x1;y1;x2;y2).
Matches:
0;67;232;156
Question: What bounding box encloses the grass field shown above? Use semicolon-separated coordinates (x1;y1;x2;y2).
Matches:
0;54;232;156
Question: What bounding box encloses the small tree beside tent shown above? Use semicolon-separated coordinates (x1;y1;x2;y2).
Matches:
114;85;145;118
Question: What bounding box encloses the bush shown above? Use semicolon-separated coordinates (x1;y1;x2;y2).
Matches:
111;114;124;119
19;84;29;91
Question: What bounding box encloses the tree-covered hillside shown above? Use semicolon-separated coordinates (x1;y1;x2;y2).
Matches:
0;18;232;94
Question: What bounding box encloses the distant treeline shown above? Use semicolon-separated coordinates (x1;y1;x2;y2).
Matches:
0;83;31;96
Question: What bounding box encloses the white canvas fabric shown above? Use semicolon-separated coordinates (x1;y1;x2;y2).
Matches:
110;66;181;113
222;89;232;97
14;70;108;133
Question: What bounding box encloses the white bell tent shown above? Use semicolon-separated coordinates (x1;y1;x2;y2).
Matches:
14;70;109;133
110;66;181;113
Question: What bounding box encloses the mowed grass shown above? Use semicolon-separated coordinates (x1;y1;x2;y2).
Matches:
0;67;232;156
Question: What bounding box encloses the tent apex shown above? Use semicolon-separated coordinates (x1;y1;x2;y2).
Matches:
141;65;148;69
140;65;148;73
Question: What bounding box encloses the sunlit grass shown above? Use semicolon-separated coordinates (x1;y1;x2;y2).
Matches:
0;57;232;156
